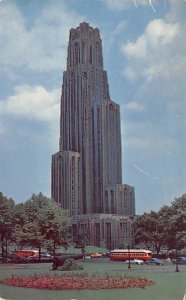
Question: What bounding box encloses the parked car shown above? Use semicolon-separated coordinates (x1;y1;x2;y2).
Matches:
25;253;53;263
90;252;102;258
101;252;110;258
172;256;186;265
145;258;164;265
40;254;53;262
126;259;144;265
25;256;38;263
134;259;144;265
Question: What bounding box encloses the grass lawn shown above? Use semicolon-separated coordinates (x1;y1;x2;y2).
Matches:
0;260;185;300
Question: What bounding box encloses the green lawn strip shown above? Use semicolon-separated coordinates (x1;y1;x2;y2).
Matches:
0;261;185;300
55;245;108;255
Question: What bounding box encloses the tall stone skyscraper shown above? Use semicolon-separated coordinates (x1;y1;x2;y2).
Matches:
52;23;135;248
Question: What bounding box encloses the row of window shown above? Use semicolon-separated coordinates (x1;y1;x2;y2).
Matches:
71;42;101;66
111;252;149;257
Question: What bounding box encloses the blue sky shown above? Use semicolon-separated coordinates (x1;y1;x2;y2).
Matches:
0;0;185;214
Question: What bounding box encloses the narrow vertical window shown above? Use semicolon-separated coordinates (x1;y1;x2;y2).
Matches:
74;42;80;66
82;41;85;64
89;45;92;64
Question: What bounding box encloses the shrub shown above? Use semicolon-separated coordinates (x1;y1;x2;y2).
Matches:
57;258;84;271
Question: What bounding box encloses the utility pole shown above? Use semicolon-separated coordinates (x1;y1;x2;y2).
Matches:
127;245;131;269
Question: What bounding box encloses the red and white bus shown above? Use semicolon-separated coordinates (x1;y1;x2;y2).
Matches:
15;249;39;259
110;249;152;262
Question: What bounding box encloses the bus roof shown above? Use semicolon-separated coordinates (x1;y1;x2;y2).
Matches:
110;249;152;253
15;249;39;252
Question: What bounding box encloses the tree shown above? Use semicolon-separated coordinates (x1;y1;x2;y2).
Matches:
13;193;54;260
0;192;15;262
24;193;50;222
73;230;86;248
14;221;46;260
162;195;186;251
5;193;71;260
134;194;186;254
134;210;165;254
39;201;71;257
13;203;26;228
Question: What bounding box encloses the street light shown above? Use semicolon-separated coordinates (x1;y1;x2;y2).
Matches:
175;246;179;272
127;245;131;269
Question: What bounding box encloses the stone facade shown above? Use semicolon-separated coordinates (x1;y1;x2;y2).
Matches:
71;214;134;250
51;22;135;248
52;151;82;215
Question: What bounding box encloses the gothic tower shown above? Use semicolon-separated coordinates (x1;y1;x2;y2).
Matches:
51;22;135;218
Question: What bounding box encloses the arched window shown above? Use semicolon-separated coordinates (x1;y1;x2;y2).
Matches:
74;42;80;66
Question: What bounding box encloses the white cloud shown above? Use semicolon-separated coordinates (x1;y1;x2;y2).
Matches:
124;101;145;111
146;19;179;45
120;0;186;136
123;35;147;59
103;0;151;10
103;0;186;12
103;0;130;10
122;120;177;152
123;19;179;60
113;20;128;35
0;1;84;74
121;19;180;81
0;85;60;122
0;84;60;165
0;121;8;136
103;20;128;50
122;66;137;80
0;3;29;71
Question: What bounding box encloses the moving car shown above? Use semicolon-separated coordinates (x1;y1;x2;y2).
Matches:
172;256;186;265
145;258;164;265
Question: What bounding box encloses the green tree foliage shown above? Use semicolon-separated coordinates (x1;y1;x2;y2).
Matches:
0;192;15;261
13;203;26;228
39;201;71;257
24;193;50;222
134;210;165;254
12;193;50;258
73;229;86;247
12;193;71;258
134;194;186;253
161;195;186;250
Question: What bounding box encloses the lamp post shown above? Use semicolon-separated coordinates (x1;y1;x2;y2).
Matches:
175;246;179;272
127;245;131;269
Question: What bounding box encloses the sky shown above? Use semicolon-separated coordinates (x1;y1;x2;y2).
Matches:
0;0;185;214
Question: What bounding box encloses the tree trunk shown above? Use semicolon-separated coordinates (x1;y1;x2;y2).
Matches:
53;240;56;258
5;238;8;261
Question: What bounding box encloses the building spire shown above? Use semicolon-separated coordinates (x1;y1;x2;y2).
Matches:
67;22;103;69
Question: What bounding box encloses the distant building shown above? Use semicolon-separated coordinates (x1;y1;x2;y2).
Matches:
51;22;135;249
